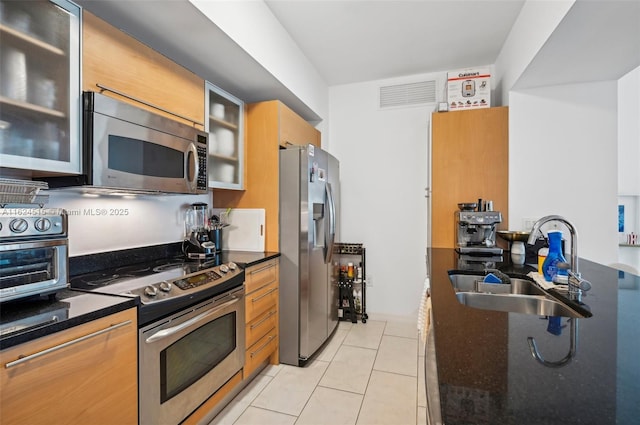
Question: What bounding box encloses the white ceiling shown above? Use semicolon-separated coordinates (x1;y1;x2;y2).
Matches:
263;0;525;86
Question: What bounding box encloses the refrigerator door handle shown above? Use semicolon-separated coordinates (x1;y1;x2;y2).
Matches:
325;182;336;264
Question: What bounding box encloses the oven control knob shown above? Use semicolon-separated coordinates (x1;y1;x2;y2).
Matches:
159;281;172;292
228;262;237;271
144;285;158;297
34;218;52;232
219;264;229;274
9;218;28;233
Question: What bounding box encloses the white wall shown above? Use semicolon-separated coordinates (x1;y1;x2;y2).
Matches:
617;66;640;271
494;0;574;105
329;72;445;317
618;67;640;196
509;81;618;265
46;191;210;256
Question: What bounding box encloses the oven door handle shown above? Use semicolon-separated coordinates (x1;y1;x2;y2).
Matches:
145;297;239;344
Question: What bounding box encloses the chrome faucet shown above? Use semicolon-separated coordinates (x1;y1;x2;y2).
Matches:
527;215;590;298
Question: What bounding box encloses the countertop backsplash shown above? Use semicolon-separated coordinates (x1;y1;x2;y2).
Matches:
45;190;212;256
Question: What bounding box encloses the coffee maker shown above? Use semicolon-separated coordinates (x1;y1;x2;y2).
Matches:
183;202;216;259
455;205;503;256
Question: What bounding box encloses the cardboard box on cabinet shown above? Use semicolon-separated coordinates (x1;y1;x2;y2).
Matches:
447;68;491;110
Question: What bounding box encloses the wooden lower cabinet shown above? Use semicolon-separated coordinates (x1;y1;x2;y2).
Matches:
244;258;280;377
0;308;138;425
245;327;278;377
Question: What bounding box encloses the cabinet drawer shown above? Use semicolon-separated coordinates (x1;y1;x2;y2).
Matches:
245;328;278;377
245;259;278;294
245;281;278;322
246;307;277;348
0;308;138;425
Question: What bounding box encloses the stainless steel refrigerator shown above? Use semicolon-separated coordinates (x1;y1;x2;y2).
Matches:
279;144;340;366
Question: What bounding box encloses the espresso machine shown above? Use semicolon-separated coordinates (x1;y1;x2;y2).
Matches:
183;202;216;259
455;206;503;256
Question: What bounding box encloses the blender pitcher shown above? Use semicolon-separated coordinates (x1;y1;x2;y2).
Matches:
185;202;209;238
184;202;215;258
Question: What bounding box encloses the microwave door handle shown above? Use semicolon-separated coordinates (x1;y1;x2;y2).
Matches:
145;297;239;344
186;142;199;192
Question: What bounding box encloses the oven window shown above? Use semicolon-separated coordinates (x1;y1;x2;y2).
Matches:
108;135;184;178
160;312;236;403
0;248;55;289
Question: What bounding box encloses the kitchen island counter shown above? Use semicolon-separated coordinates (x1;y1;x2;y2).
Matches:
427;248;639;425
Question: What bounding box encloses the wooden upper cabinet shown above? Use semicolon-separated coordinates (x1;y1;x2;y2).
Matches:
279;102;320;148
431;107;509;248
213;100;320;251
82;11;205;129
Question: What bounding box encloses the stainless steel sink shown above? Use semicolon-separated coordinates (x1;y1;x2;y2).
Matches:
448;272;585;318
510;278;547;296
455;292;584;318
448;273;546;295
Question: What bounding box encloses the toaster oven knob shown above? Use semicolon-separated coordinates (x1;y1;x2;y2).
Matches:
228;262;237;271
144;285;158;297
9;218;28;233
219;264;229;274
159;281;172;292
34;218;52;232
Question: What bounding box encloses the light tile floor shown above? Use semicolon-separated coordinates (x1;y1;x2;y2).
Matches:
210;317;426;425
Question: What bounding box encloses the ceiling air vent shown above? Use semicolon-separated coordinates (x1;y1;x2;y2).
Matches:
379;80;436;108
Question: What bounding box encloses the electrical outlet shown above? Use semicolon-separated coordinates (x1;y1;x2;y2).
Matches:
522;218;537;230
366;275;373;287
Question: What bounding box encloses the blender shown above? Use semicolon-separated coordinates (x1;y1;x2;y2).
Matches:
183;202;216;259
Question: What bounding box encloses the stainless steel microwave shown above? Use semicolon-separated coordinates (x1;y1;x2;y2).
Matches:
40;91;208;195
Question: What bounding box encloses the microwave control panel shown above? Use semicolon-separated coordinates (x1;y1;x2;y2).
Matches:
197;135;208;191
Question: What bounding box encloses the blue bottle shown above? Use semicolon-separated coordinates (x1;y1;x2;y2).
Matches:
542;230;568;282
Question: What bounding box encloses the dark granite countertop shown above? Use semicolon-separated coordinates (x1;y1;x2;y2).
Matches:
427;248;640;425
0;289;137;350
220;250;280;268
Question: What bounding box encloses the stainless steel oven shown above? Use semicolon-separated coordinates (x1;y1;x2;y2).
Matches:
0;209;68;303
139;285;245;425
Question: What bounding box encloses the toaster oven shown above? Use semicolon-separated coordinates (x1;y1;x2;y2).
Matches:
0;209;68;303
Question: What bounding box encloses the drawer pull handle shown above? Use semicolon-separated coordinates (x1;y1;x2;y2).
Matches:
249;262;275;275
250;335;275;358
5;320;132;369
145;297;239;344
250;310;276;330
251;287;277;303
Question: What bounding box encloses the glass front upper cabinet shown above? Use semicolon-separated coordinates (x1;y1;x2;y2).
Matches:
0;0;81;174
205;82;244;190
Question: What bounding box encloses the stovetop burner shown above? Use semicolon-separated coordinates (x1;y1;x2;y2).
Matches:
116;264;152;274
70;256;224;289
152;262;184;273
72;273;138;287
69;252;244;326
